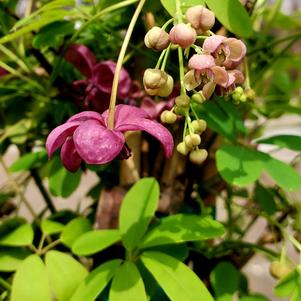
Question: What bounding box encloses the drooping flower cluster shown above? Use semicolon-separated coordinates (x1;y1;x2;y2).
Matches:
143;5;248;165
46;105;173;172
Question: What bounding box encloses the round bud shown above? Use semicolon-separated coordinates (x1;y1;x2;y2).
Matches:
177;142;190;156
174;106;187;116
234;86;244;95
160;110;177;124
189;149;208;165
232;92;241;102
192;119;207;133
191;92;206;104
245;88;256;100
269;261;293;280
186;5;215;33
169;23;197;48
157;74;174;97
175;95;190;107
143;68;167;90
144;26;170;51
240;94;247;103
185;134;201;148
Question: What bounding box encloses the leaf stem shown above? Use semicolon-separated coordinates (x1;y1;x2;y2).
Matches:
107;0;146;129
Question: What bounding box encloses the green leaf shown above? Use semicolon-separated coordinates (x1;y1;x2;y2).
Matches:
256;135;301;151
70;259;122;301
32;21;74;49
205;0;253;37
9;150;47;172
160;0;205;17
274;270;301;297
141;251;214;301
49;157;81;198
140;214;224;248
109;261;147;301
72;230;120;256
148;243;189;261
253;183;277;215
45;251;88;301
60;217;91;248
120;177;160;251
11;255;51;301
0;224;34;246
210;262;240;301
216;145;264;186
41;220;64;236
0;248;31;272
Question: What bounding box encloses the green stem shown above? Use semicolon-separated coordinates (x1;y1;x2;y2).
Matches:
41;239;61;254
107;0;146;129
176;0;183;22
162;18;174;30
178;47;186;95
160;44;171;71
0;277;11;291
155;48;167;69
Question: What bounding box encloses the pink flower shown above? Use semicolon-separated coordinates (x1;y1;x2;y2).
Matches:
64;44;140;112
46;104;174;172
140;97;174;120
203;35;246;68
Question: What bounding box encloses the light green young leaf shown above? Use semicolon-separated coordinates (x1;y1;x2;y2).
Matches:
210;262;240;301
256;135;301;151
140;214;224;248
45;251;88;301
41;220;64;236
160;0;205;17
109;261;147;301
72;230;120;256
9;150;47;172
119;177;159;251
274;270;301;297
0;248;31;272
11;255;51;301
70;259;122;301
60;217;91;248
141;251;214;301
205;0;253;37
0;224;34;246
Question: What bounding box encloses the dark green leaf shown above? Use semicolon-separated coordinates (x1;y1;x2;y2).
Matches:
141;251;214;301
205;0;253;37
256;135;301;151
45;251;88;301
109;261;147;301
147;243;189;261
72;230;120;256
120;178;160;251
11;255;51;301
70;259;122;301
253;182;277;215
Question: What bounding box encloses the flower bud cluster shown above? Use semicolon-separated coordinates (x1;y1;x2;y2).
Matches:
229;87;255;104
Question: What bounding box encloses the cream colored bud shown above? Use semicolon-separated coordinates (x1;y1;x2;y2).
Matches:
161;110;177;124
269;261;293;280
189;149;208;164
145;26;170;51
186;5;215;32
174;106;187;116
143;68;167;90
175;95;190;107
177;142;190;156
185;134;201;148
157;74;174;97
192;120;207;133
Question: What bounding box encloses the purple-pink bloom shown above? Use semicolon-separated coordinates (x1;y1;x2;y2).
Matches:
46;104;174;172
65;44;139;112
140;97;174;120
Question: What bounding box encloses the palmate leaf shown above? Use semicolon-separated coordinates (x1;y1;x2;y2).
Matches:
256;135;301;151
0;224;34;247
141;251;214;301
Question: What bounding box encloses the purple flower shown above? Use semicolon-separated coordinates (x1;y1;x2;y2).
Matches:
46;104;174;172
64;44;139;112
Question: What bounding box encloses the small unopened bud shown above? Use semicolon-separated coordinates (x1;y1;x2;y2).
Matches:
174;106;187;115
177;142;190;156
185;134;201;148
186;5;215;33
143;68;167;90
169;23;197;48
145;26;170;51
161;110;177;124
232;93;241;102
192;120;207;133
189;149;208;164
191;92;206;104
269;261;293;280
156;74;174;97
245;88;256;100
234;86;244;95
240;94;247;103
175;95;190;107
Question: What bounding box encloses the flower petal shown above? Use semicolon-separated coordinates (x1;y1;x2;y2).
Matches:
61;137;82;172
224;38;246;62
202;81;216;99
73;120;125;164
46;122;80;158
228;69;245;84
188;54;215;70
114;118;174;158
67;111;104;123
92;61;132;99
64;44;96;78
184;70;200;91
203;35;226;54
211;66;229;87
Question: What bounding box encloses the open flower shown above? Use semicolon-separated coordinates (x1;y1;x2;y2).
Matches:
65;44;141;112
46;104;174;172
203;35;247;68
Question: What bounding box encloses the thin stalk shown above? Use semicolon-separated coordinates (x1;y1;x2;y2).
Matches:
162;18;174;30
160;44;171;71
0;45;30;72
155;48;167;69
0;277;11;291
178;47;186;95
107;0;146;129
41;239;61;254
